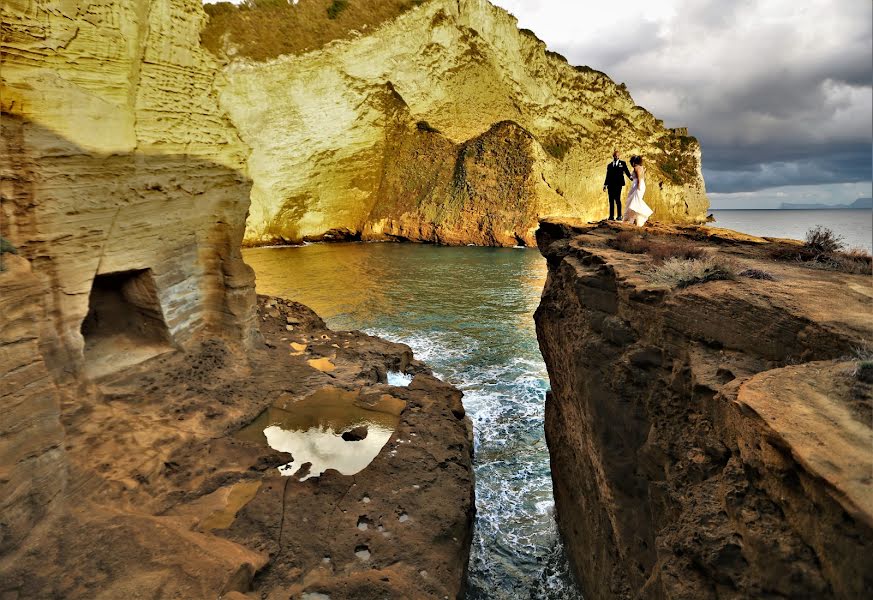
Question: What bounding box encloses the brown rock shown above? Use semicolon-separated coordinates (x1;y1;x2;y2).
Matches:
534;220;873;600
341;426;369;441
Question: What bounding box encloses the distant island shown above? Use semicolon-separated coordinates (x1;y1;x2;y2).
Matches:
780;197;872;210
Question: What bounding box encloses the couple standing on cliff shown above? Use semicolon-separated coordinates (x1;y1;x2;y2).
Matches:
603;150;653;226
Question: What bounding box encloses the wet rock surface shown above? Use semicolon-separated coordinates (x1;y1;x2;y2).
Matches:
534;220;873;599
0;296;474;599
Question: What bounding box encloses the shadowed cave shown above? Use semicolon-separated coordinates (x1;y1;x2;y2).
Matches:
81;269;175;378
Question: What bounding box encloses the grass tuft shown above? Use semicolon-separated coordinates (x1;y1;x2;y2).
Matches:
0;237;18;255
647;256;736;289
854;361;873;384
326;0;348;19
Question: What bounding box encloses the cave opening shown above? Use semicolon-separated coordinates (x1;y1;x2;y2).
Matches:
81;269;175;378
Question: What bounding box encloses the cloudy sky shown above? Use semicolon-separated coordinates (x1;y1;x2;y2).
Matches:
491;0;872;208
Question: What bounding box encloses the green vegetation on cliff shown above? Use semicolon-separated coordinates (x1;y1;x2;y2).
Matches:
203;0;430;60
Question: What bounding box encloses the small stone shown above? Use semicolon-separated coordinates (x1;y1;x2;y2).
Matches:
342;426;368;441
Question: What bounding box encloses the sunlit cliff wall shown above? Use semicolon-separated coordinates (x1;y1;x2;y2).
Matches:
211;0;708;246
0;0;256;551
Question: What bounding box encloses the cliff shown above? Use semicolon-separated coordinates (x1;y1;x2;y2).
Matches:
1;1;473;597
1;0;256;553
534;220;872;599
209;0;708;246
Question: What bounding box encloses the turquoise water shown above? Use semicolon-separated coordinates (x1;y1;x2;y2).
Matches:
709;209;872;251
243;242;582;599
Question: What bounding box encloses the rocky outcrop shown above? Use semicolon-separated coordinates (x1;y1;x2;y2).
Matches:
213;0;708;246
1;297;474;599
534;220;872;599
0;254;65;554
1;0;258;360
1;0;256;557
1;4;474;597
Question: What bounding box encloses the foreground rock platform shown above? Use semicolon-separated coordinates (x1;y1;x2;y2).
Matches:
0;296;474;599
534;219;872;599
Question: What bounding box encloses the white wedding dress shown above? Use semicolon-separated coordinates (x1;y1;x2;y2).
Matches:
623;169;653;226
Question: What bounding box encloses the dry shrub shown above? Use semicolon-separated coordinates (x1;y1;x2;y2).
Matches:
770;242;871;275
609;231;650;254
609;232;705;263
833;248;873;275
647;240;705;263
805;225;844;254
648;256;736;288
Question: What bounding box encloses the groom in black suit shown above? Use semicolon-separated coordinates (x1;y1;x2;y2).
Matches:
602;150;632;220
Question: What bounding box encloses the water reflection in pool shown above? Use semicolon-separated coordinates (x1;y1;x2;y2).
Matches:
237;387;406;480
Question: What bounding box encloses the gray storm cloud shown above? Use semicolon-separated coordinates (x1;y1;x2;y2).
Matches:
494;0;872;195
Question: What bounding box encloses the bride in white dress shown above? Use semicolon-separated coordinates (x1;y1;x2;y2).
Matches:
622;155;653;226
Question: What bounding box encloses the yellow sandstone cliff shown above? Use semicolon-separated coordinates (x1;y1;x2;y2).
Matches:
1;0;256;553
1;4;474;598
208;0;708;246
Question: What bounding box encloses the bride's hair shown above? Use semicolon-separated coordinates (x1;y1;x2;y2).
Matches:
630;155;644;166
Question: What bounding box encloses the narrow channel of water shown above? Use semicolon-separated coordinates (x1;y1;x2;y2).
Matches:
243;242;582;599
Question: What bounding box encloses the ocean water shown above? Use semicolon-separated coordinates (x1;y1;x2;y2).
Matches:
243;243;583;600
709;209;872;252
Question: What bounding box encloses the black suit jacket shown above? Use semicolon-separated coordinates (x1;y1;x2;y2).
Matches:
604;160;632;188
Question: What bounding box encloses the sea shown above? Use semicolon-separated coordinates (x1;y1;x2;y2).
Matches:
708;209;871;252
242;208;870;600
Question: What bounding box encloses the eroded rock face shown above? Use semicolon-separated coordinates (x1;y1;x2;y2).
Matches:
1;0;257;361
534;220;873;599
0;0;255;559
1;6;475;596
0;255;66;554
215;0;708;246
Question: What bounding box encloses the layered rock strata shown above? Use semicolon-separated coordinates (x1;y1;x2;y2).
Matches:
1;0;256;556
1;0;257;365
535;220;872;599
213;0;708;246
1;2;474;597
